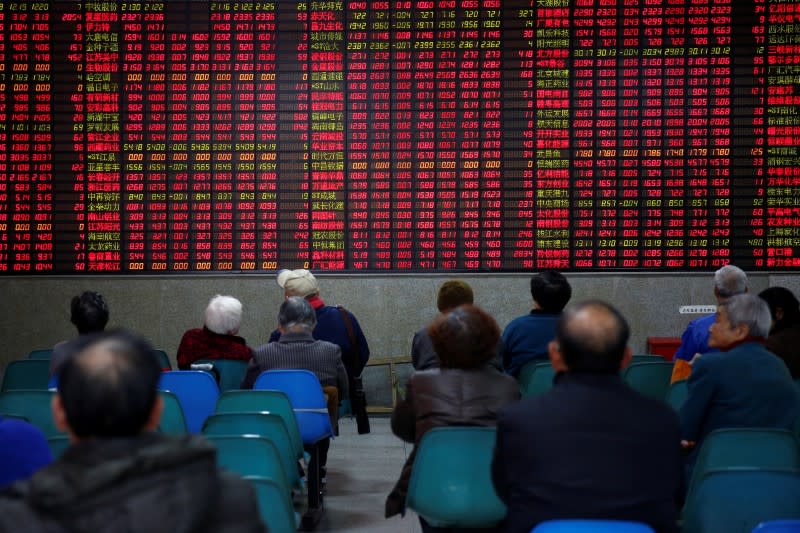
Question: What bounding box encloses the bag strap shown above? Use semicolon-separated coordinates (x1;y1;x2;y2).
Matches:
336;305;360;372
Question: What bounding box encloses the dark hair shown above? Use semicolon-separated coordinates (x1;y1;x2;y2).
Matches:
437;280;474;312
531;271;572;312
556;300;630;374
428;304;500;369
70;291;109;334
58;329;160;438
758;287;800;333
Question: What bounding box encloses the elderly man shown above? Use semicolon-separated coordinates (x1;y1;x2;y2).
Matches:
0;330;265;533
680;293;800;468
176;294;253;370
672;264;748;382
492;301;683;533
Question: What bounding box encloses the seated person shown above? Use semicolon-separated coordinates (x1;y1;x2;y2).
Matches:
759;286;800;378
412;279;474;371
50;291;109;377
0;329;266;533
176;295;253;370
500;270;572;377
386;304;519;532
680;293;800;475
492;300;683;533
0;417;52;489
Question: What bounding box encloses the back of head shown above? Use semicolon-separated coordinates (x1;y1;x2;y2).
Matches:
713;264;748;300
278;296;317;331
204;295;243;335
428;304;500;369
70;291;109;334
277;269;320;298
436;279;474;312
556;300;630;373
758;287;800;332
722;293;772;338
59;329;160;438
531;270;572;312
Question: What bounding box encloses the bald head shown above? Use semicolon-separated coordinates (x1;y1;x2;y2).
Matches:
555;300;630;373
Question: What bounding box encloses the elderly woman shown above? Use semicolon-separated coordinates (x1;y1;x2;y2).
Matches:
386;304;519;531
176;295;253;370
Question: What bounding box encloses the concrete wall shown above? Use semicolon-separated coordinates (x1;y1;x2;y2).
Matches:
2;273;798;399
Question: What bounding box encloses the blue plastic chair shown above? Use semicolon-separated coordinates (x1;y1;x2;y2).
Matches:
204;435;289;492
683;468;800;533
666;379;688;411
621;361;673;401
1;360;51;391
406;427;506;528
47;435;71;458
752;520;800;533
195;359;248;392
244;476;299;533
0;390;65;438
28;349;53;360
215;390;303;461
518;361;556;398
158;371;219;433
532;519;655;532
157;391;188;435
203;412;299;489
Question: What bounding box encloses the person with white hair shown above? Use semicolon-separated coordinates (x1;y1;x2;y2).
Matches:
671;264;749;382
680;293;800;477
176;295;253;370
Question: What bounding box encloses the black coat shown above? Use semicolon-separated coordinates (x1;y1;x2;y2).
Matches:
492;372;683;533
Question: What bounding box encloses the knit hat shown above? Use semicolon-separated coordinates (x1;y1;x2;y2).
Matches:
276;269;320;297
437;280;474;312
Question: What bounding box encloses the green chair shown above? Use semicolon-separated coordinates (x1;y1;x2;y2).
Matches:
204;435;289;493
685;428;800;509
0;390;64;438
152;349;172;371
683;468;800;533
406;427;506;528
203;412;299;489
28;349;53;360
244;476;299;533
216;390;303;461
630;354;665;364
47;435;71;458
621;361;673;401
158;391;188;435
1;360;51;392
666;379;688;411
518;361;556;398
195;359;248;393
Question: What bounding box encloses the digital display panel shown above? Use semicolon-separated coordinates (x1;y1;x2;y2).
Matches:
1;0;798;273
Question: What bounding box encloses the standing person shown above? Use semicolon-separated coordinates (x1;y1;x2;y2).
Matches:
671;264;748;383
50;291;110;377
500;270;572;377
492;300;683;533
758;286;800;378
0;329;266;533
411;279;475;371
176;295;253;370
386;305;519;532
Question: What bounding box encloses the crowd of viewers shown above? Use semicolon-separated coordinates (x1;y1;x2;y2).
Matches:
0;266;799;533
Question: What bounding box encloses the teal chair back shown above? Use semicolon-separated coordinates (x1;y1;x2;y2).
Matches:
0;390;64;438
28;349;53;360
630;354;665;364
621;361;673;401
532;519;655;532
244;476;298;533
518;361;556;398
216;390;303;460
203;412;299;488
1;360;51;391
205;435;288;490
406;427;506;528
152;349;172;371
686;428;800;507
683;468;800;533
666;379;688;411
158;371;219;433
47;435;71;458
195;359;248;392
158;391;188;434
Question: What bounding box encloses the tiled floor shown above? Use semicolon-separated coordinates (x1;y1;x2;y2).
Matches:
312;416;423;532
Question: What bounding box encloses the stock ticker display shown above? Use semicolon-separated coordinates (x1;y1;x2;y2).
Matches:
1;0;799;273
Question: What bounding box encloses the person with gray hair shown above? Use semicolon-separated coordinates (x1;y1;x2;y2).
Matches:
176;295;253;370
672;264;749;382
680;293;800;478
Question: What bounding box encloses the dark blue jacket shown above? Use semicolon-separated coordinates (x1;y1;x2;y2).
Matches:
500;310;560;376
